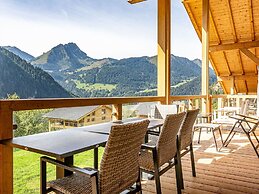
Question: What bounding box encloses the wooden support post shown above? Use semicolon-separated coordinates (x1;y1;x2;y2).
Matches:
0;109;13;194
195;99;200;109
208;96;212;116
157;0;171;105
188;99;194;110
48;120;51;132
112;104;122;121
202;0;210;114
230;76;235;95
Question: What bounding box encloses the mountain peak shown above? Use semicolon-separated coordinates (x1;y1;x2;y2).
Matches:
31;43;95;73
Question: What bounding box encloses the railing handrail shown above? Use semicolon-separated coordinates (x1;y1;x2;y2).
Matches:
0;95;211;111
0;96;165;111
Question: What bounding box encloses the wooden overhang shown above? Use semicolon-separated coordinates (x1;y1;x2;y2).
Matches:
182;0;259;94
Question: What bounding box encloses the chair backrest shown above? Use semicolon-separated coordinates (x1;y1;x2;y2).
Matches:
157;112;186;166
178;109;199;150
99;120;149;194
240;99;250;115
154;104;178;119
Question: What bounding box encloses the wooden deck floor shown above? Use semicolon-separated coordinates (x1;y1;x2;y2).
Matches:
142;130;259;194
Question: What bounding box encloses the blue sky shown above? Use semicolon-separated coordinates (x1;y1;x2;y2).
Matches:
0;0;201;60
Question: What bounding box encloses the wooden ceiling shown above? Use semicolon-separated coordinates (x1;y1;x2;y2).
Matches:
182;0;259;94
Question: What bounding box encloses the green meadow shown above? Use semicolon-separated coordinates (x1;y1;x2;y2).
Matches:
14;148;104;194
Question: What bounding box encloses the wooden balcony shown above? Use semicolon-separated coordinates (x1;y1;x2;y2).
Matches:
1;0;259;193
0;94;258;193
142;129;259;194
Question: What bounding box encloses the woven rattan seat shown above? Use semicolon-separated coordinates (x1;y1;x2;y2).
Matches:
48;171;93;194
41;120;150;194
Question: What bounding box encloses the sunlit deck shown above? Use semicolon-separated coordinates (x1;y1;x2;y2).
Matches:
142;130;259;194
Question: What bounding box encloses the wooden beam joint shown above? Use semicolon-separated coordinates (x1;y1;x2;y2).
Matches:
240;48;259;65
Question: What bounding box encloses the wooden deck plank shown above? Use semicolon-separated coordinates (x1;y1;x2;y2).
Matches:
142;130;259;193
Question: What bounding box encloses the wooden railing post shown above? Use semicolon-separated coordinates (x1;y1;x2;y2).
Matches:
0;109;13;194
112;104;122;121
188;99;194;110
208;95;212;114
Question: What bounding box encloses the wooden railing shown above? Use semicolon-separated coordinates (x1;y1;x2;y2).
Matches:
0;94;257;193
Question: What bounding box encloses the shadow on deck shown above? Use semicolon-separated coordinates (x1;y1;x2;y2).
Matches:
142;130;259;194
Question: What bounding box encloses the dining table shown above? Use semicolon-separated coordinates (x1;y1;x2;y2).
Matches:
3;118;164;178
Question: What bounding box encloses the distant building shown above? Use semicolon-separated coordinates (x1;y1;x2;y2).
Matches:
43;105;112;131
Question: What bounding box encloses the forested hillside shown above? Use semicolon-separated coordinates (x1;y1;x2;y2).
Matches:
31;43;217;97
0;47;71;98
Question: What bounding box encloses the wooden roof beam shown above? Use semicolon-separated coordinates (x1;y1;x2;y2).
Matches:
209;8;221;44
183;2;202;38
226;0;237;43
210;40;259;52
240;48;259;65
218;74;257;81
245;80;248;94
237;50;245;75
248;0;255;41
128;0;146;4
223;51;232;75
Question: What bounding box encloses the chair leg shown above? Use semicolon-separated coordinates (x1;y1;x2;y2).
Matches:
152;149;162;194
176;151;184;189
223;122;239;147
246;132;259;158
40;158;47;194
174;157;182;194
154;169;161;194
190;143;196;177
136;171;142;194
218;127;224;144
253;132;259;144
212;129;219;151
224;132;236;147
176;136;184;189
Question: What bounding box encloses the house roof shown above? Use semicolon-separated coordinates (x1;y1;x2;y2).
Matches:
43;106;101;121
182;0;259;94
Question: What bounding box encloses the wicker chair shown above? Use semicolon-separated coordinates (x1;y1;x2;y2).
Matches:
177;109;199;189
40;120;150;194
139;112;186;194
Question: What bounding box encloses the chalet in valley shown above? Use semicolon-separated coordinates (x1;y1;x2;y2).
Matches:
43;105;112;131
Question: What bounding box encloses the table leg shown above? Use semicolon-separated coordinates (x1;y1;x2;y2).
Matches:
94;147;98;169
212;129;219;151
56;156;74;179
145;133;149;143
218;127;224;144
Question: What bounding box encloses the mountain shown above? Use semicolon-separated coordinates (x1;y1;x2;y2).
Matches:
2;46;35;62
192;58;216;76
30;43;217;97
0;47;71;99
31;43;95;80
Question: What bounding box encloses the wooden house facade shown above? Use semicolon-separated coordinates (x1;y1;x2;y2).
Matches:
43;105;112;131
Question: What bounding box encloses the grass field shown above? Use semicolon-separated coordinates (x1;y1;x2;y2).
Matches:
14;148;104;194
74;80;116;91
